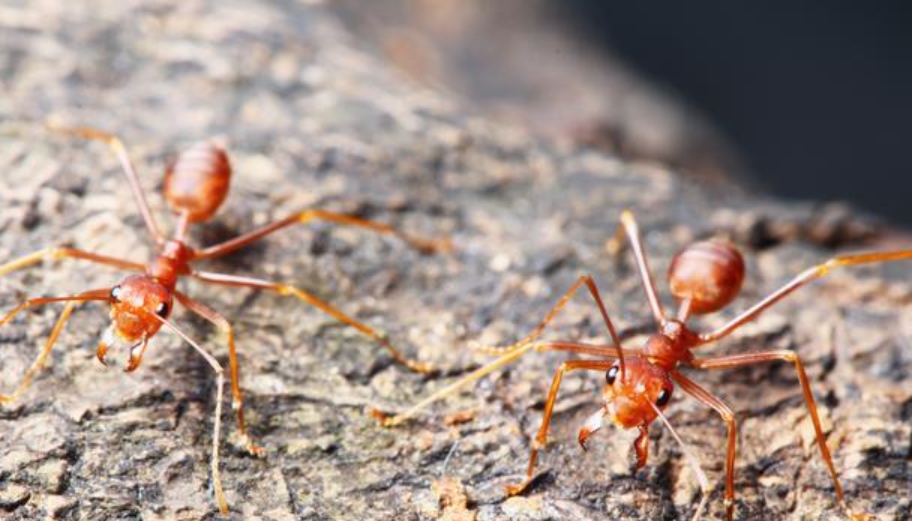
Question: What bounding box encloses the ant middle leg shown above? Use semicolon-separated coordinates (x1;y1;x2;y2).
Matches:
191;270;434;374
0;247;143;279
175;291;264;456
473;275;624;357
698;249;912;344
192;209;451;262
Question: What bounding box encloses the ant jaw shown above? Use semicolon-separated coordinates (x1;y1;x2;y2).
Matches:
96;326;149;372
577;407;606;451
124;338;149;373
633;426;649;469
96;325;114;366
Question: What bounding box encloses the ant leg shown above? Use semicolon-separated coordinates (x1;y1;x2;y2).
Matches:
690;351;861;518
154;314;230;515
0;247;143;279
45;124;165;245
0;289;110;404
192;209;451;262
174;291;264;456
192;270;434;374
606;210;665;324
473;275;624;358
474;322;653;359
699;249;912;344
671;371;738;521
372;341;628;427
506;359;615;496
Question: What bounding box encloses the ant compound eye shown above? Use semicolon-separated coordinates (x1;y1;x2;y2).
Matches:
155;301;170;318
605;365;620;385
655;387;672;408
110;286;121;302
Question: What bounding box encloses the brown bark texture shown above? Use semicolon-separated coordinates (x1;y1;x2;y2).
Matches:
0;1;910;520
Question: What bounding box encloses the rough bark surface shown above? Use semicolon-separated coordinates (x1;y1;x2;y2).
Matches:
1;2;910;521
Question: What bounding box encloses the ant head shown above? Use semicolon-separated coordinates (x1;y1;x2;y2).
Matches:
668;240;744;314
109;275;173;340
98;275;172;371
602;358;674;428
577;358;674;454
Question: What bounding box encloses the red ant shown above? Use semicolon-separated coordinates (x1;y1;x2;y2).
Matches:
374;210;911;520
0;126;449;514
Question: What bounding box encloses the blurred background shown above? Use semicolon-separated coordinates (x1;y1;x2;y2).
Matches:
332;0;912;226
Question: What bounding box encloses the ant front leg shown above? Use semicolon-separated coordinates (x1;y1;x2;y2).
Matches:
671;371;738;521
191;270;434;374
506;359;616;496
690;351;867;519
175;292;264;456
0;290;110;404
191;209;451;262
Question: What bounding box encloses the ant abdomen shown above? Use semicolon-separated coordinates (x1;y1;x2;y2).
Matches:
668;240;744;314
164;142;231;222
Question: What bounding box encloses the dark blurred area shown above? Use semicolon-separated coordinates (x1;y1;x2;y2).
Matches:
332;1;912;226
562;2;912;226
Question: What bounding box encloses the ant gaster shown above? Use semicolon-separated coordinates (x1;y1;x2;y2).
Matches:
0;126;449;514
375;210;909;520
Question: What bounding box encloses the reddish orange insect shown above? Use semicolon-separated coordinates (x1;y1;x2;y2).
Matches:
375;210;910;520
0;126;449;514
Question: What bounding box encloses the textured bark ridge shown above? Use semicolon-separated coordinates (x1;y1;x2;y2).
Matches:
1;2;910;520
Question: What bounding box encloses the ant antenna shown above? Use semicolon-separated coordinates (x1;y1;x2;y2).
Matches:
650;401;709;521
599;306;627;381
154;314;229;514
617;343;628;381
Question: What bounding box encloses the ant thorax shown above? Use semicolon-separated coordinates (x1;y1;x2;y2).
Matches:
149;240;194;289
644;320;698;369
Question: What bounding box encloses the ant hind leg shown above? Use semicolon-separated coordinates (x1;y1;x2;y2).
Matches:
45;124;165;244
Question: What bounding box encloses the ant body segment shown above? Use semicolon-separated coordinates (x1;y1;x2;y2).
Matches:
0;126;449;514
375;210;910;520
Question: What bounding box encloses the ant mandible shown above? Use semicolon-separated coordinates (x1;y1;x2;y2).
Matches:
0;126;449;514
374;210;911;520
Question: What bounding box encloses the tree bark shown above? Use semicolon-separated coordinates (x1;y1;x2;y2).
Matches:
0;2;909;520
